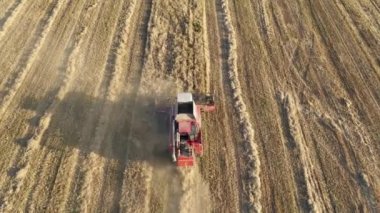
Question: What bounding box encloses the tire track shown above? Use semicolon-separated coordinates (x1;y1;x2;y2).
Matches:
308;0;380;161
332;0;380;80
300;93;379;211
315;0;380;112
54;0;123;210
134;0;215;211
0;0;76;157
289;1;380;210
116;1;161;212
251;3;327;209
271;0;378;210
369;0;380;13
193;0;243;211
232;0;341;211
0;0;14;14
0;0;69;196
37;0;107;210
332;0;380;101
0;0;21;27
239;1;301;210
307;1;366;110
0;1;39;90
78;0;144;210
23;0;111;206
95;0;155;211
346;0;380;43
0;0;24;40
83;0;145;210
6;0;98;208
30;29;88;212
277;91;324;212
26;151;62;212
0;2;89;211
358;0;380;34
0;0;66;120
0;0;376;211
133;1;212;211
215;0;261;211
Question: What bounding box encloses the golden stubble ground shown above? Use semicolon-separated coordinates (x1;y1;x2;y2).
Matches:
0;0;378;212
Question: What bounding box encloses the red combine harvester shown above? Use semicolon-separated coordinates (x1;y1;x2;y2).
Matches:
169;92;215;166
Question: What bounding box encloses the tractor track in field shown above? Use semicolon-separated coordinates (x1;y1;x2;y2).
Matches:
249;2;324;209
26;0;123;208
201;0;242;211
323;0;380;109
0;0;66;120
309;0;380;144
78;0;152;211
310;0;370;102
91;0;139;209
233;1;300;210
63;0;136;210
0;1;90;211
2;0;85;171
0;0;39;90
45;1;114;210
277;92;321;212
214;0;262;211
368;0;380;14
0;0;71;195
226;0;379;211
0;0;110;210
0;0;22;31
48;1;111;211
0;0;25;42
0;1;14;15
102;0;153;211
339;0;380;54
117;1;176;212
22;18;90;213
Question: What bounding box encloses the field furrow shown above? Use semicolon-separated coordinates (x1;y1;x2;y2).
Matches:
0;0;22;31
0;1;91;211
0;0;67;119
212;0;262;211
0;0;69;194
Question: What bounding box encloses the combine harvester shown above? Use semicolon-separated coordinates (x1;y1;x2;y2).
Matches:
168;92;215;166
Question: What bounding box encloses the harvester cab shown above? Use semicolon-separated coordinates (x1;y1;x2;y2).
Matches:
169;92;215;167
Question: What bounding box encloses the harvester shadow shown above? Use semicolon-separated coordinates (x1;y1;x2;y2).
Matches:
19;91;173;166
